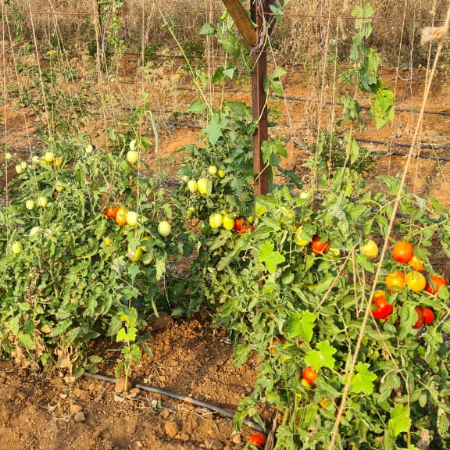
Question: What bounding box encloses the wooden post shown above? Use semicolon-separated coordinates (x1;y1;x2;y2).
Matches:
251;0;270;196
221;0;278;198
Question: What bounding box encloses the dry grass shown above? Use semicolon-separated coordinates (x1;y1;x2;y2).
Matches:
4;0;448;67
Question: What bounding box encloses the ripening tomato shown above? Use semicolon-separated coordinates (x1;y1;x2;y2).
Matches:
310;235;330;255
408;254;424;271
385;271;405;293
421;307;435;325
115;207;128;226
425;275;446;295
405;271;426;292
412;306;424;329
360;239;378;260
247;432;267;448
373;292;389;309
302;366;318;385
392;241;414;263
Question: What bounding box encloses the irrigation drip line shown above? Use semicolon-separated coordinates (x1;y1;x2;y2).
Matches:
373;150;450;162
85;372;266;434
355;137;450;151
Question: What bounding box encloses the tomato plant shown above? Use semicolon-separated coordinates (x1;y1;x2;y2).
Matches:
0;119;196;377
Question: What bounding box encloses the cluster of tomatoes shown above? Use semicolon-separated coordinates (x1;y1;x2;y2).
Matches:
368;241;446;326
103;204;172;238
103;204;139;227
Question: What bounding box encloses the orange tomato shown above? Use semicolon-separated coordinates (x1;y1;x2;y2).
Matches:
302;366;318;385
115;207;128;226
408;254;424;271
385;271;405;293
392;241;414;263
425;275;446;295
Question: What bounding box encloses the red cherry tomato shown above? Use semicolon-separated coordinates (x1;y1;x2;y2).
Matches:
310;235;330;255
302;366;318;385
412;306;424;329
247;432;267;447
421;307;435;325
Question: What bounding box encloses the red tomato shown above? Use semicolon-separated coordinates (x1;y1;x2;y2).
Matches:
412;306;424;329
373;292;388;309
104;205;118;219
372;304;393;320
425;275;446;295
385;271;405;293
234;217;245;231
392;241;414;263
302;366;318;385
421;307;435;325
247;432;267;447
310;235;330;255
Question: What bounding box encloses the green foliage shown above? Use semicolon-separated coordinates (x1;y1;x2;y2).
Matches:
0;107;194;375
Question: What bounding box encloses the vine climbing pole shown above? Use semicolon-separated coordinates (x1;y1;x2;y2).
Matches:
221;0;278;197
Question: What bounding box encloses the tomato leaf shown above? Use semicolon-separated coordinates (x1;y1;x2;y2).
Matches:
258;241;285;274
351;362;377;394
286;311;317;343
388;403;411;437
233;344;252;367
305;340;337;370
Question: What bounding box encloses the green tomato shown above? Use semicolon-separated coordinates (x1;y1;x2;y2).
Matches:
187;179;198;193
44;152;54;163
25;199;35;210
11;241;23;254
129;139;137;151
29;226;42;237
103;237;113;246
126;150;139;164
85;144;94;154
294;227;310;246
158;221;172;237
197;178;210;195
37;196;48;208
223;215;235;231
127;246;143;262
208;165;218;176
209;213;223;229
125;211;139;227
15;164;23;174
218;169;226;178
200;221;211;236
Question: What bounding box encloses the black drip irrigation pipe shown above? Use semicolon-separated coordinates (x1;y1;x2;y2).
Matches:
85;372;267;434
